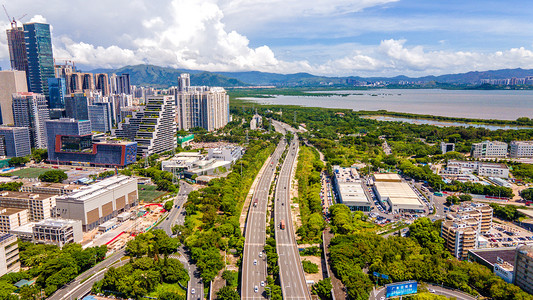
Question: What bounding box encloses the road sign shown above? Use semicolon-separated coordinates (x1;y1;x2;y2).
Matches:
385;281;417;297
381;274;389;280
373;272;380;277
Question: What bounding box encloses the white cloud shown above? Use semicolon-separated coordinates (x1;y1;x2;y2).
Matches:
3;0;533;77
28;15;47;23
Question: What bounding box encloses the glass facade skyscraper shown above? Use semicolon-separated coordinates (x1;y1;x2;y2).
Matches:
23;23;55;100
65;92;89;121
48;78;66;109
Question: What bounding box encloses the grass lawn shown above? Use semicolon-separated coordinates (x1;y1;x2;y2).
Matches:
138;184;167;202
9;168;65;178
147;282;186;298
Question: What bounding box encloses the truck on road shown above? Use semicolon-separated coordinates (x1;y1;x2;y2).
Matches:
280;219;286;230
253;199;258;207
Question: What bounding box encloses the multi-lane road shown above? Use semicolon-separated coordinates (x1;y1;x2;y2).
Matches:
241;139;287;299
275;135;311;300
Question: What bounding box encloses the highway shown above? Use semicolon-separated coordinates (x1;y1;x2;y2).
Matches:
241;139;287;299
274;135;311;300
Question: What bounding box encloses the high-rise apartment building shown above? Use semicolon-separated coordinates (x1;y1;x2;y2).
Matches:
65;93;89;121
94;73;110;96
471;141;508;158
0;234;20;276
0;127;31;157
174;73;229;132
510;141;533;158
109;73;131;95
0;70;28;125
23;23;55;100
48;78;66;109
12;92;50;149
6;25;28;73
514;245;533;294
441;202;493;260
88;102;112;133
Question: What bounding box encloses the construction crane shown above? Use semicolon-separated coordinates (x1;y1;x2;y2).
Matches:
3;5;26;28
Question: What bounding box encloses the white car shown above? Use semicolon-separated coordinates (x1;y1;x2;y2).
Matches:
254;286;259;293
191;288;195;294
261;281;265;287
259;252;263;258
253;259;257;265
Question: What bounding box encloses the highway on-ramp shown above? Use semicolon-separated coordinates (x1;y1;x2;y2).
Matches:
274;135;311;300
241;139;287;299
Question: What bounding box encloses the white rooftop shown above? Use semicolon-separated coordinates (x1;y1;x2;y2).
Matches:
59;175;135;202
375;181;422;207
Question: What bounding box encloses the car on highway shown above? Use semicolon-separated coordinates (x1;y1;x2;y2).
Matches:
259;252;263;258
428;288;435;293
254;286;258;293
261;281;265;287
191;288;195;294
253;259;257;265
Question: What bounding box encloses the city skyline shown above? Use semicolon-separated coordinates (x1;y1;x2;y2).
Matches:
1;0;533;77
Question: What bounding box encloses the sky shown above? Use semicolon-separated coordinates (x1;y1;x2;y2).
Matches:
2;0;533;77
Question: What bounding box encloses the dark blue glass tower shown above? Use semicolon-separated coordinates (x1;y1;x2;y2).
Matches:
23;23;55;100
48;78;66;109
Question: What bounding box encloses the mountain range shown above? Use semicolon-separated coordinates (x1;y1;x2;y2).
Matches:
89;64;533;88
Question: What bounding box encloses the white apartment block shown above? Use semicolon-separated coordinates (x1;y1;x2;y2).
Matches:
510;141;533;158
0;208;28;233
20;182;82;195
174;74;230;132
471;141;508;158
55;176;138;231
444;160;509;178
0;191;56;221
0;234;20;276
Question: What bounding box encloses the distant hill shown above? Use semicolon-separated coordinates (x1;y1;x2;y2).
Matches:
89;64;247;87
91;65;533;87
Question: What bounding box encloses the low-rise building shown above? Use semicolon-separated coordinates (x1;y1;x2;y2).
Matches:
0;208;28;233
332;166;371;211
55;176;138;231
250;114;262;130
372;173;424;213
468;247;516;283
162;147;243;177
471;140;508;158
20;182;82;195
443;160;509;178
441;142;455;154
0;191;56;221
510;141;533;158
32;219;83;247
0;234;20;276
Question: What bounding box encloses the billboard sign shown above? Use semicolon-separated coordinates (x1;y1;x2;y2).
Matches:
386;281;417;298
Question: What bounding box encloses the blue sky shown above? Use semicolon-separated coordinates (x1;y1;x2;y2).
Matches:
2;0;533;76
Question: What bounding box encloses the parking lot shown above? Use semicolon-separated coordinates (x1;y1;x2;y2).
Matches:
483;224;533;248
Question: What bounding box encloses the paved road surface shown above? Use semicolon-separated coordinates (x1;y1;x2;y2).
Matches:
241;140;286;299
48;249;127;300
274;136;311;300
155;181;202;300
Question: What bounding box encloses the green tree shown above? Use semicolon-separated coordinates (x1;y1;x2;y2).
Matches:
459;194;473;202
164;200;174;211
9;156;29;167
302;260;319;274
312;278;332;300
31;148;48;163
0;182;23;192
445;195;459;205
38;170;68;183
216;286;240;300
